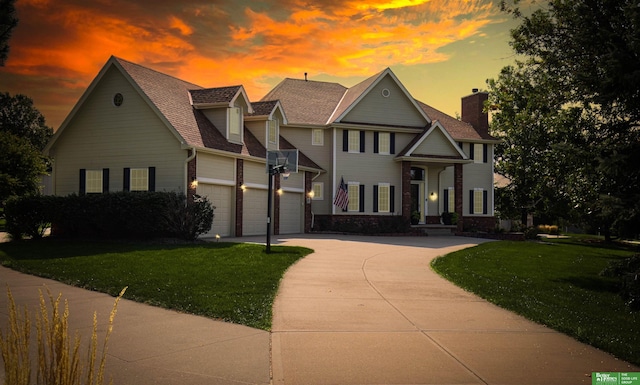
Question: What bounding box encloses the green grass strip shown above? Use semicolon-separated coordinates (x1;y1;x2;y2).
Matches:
431;238;640;366
0;239;312;331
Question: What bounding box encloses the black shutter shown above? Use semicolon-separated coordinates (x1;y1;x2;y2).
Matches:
390;186;395;212
359;184;365;212
374;132;379;154
102;168;109;193
149;167;156;192
483;144;488;163
359;131;365;153
483;190;488;214
79;169;86;195
469;190;474;214
123;168;130;191
343;130;348;152
443;189;449;212
373;185;379;212
390;133;395;154
469;143;475;160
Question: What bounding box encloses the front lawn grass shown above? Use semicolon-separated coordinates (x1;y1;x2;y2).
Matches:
0;239;312;330
431;237;640;366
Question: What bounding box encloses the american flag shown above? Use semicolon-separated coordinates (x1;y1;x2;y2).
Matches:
333;177;349;210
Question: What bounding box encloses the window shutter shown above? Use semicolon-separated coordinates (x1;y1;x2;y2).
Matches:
483;144;488;163
343;130;349;152
458;142;463;149
469;190;474;214
123;168;130;191
79;169;86;195
390;186;395;212
443;189;448;212
373;185;378;212
374;132;379;154
149;167;156;192
483;190;488;214
359;131;365;153
469;143;475;160
102;168;109;193
359;184;365;212
390;133;395;154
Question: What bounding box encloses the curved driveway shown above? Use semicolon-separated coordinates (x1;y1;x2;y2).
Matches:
270;234;638;385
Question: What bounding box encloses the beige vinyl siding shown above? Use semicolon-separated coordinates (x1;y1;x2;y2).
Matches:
335;130;402;214
413;129;459;157
246;120;268;149
202;108;227;137
243;161;268;185
50;66;185;196
197;153;235;181
280;169;303;190
341;75;428;127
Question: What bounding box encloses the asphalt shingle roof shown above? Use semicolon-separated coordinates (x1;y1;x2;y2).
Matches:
189;86;242;105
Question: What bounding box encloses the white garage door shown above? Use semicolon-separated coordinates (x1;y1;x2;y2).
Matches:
280;192;302;234
243;188;268;236
197;184;232;237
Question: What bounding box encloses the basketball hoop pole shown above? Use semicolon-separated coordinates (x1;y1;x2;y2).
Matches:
266;163;287;253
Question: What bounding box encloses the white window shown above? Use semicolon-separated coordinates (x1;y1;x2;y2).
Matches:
348;130;360;152
312;182;323;200
130;168;149;191
448;188;455;213
347;183;360;212
474;143;484;163
378;183;390;212
473;188;484;214
229;107;241;135
312;128;323;146
378;132;390;154
268;119;277;143
85;170;103;193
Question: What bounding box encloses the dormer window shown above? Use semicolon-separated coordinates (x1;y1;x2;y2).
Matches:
268;118;278;144
229;107;242;135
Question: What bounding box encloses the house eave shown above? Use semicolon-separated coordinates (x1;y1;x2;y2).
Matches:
394;156;473;164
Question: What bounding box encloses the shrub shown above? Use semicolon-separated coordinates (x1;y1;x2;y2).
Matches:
162;194;215;241
601;255;640;311
4;194;54;240
0;286;126;385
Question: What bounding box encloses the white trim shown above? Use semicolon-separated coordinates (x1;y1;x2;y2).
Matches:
196;177;235;186
282;187;305;193
405;121;468;159
244;182;268;190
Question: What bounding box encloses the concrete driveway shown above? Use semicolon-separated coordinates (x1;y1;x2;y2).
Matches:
267;234;638;385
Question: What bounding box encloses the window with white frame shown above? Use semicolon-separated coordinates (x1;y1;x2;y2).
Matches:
473;188;484;214
130;168;149;191
312;128;323;146
85;170;103;193
378;183;390;212
347;183;360;212
474;143;484;163
229;107;241;135
268;119;277;144
348;130;360;152
312;182;323;200
378;132;390;154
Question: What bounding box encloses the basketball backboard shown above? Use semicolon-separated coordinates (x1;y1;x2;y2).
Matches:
266;150;298;174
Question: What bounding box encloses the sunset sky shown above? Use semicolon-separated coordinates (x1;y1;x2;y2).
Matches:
1;0;528;130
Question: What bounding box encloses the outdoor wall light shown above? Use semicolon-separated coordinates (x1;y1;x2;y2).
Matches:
308;191;315;198
190;177;198;188
240;184;247;191
430;192;437;201
277;188;284;196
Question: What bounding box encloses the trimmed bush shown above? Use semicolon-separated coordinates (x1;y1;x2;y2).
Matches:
5;192;214;241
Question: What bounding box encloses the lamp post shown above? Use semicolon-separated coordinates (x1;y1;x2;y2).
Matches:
266;163;289;253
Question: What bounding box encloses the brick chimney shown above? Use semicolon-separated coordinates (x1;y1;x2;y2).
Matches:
461;89;489;137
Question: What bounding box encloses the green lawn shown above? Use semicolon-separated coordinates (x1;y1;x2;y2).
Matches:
0;239;312;330
431;237;640;366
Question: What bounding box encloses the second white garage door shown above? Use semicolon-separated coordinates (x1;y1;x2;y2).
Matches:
197;184;232;237
279;192;302;234
243;188;268;236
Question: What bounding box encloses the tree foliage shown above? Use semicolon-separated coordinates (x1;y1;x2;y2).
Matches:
0;0;18;66
0;93;53;206
490;0;640;239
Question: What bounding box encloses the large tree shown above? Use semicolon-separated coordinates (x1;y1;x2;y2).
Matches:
489;0;640;239
0;93;53;206
0;0;18;66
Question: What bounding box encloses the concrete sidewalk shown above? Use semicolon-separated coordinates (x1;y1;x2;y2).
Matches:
0;266;271;385
269;235;639;385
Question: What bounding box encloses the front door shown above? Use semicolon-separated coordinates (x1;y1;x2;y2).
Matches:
410;181;425;223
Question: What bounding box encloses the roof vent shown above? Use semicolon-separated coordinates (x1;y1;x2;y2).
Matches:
304;72;308;81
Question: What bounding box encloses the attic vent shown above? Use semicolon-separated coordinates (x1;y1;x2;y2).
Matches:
381;88;391;98
113;93;123;107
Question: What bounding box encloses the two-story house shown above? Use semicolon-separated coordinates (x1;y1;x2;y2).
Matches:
44;56;497;237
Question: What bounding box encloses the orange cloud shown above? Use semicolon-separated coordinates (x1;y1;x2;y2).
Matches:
1;0;502;129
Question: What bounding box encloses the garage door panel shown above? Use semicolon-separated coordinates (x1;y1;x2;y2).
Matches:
280;193;302;234
197;184;232;237
243;189;268;236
